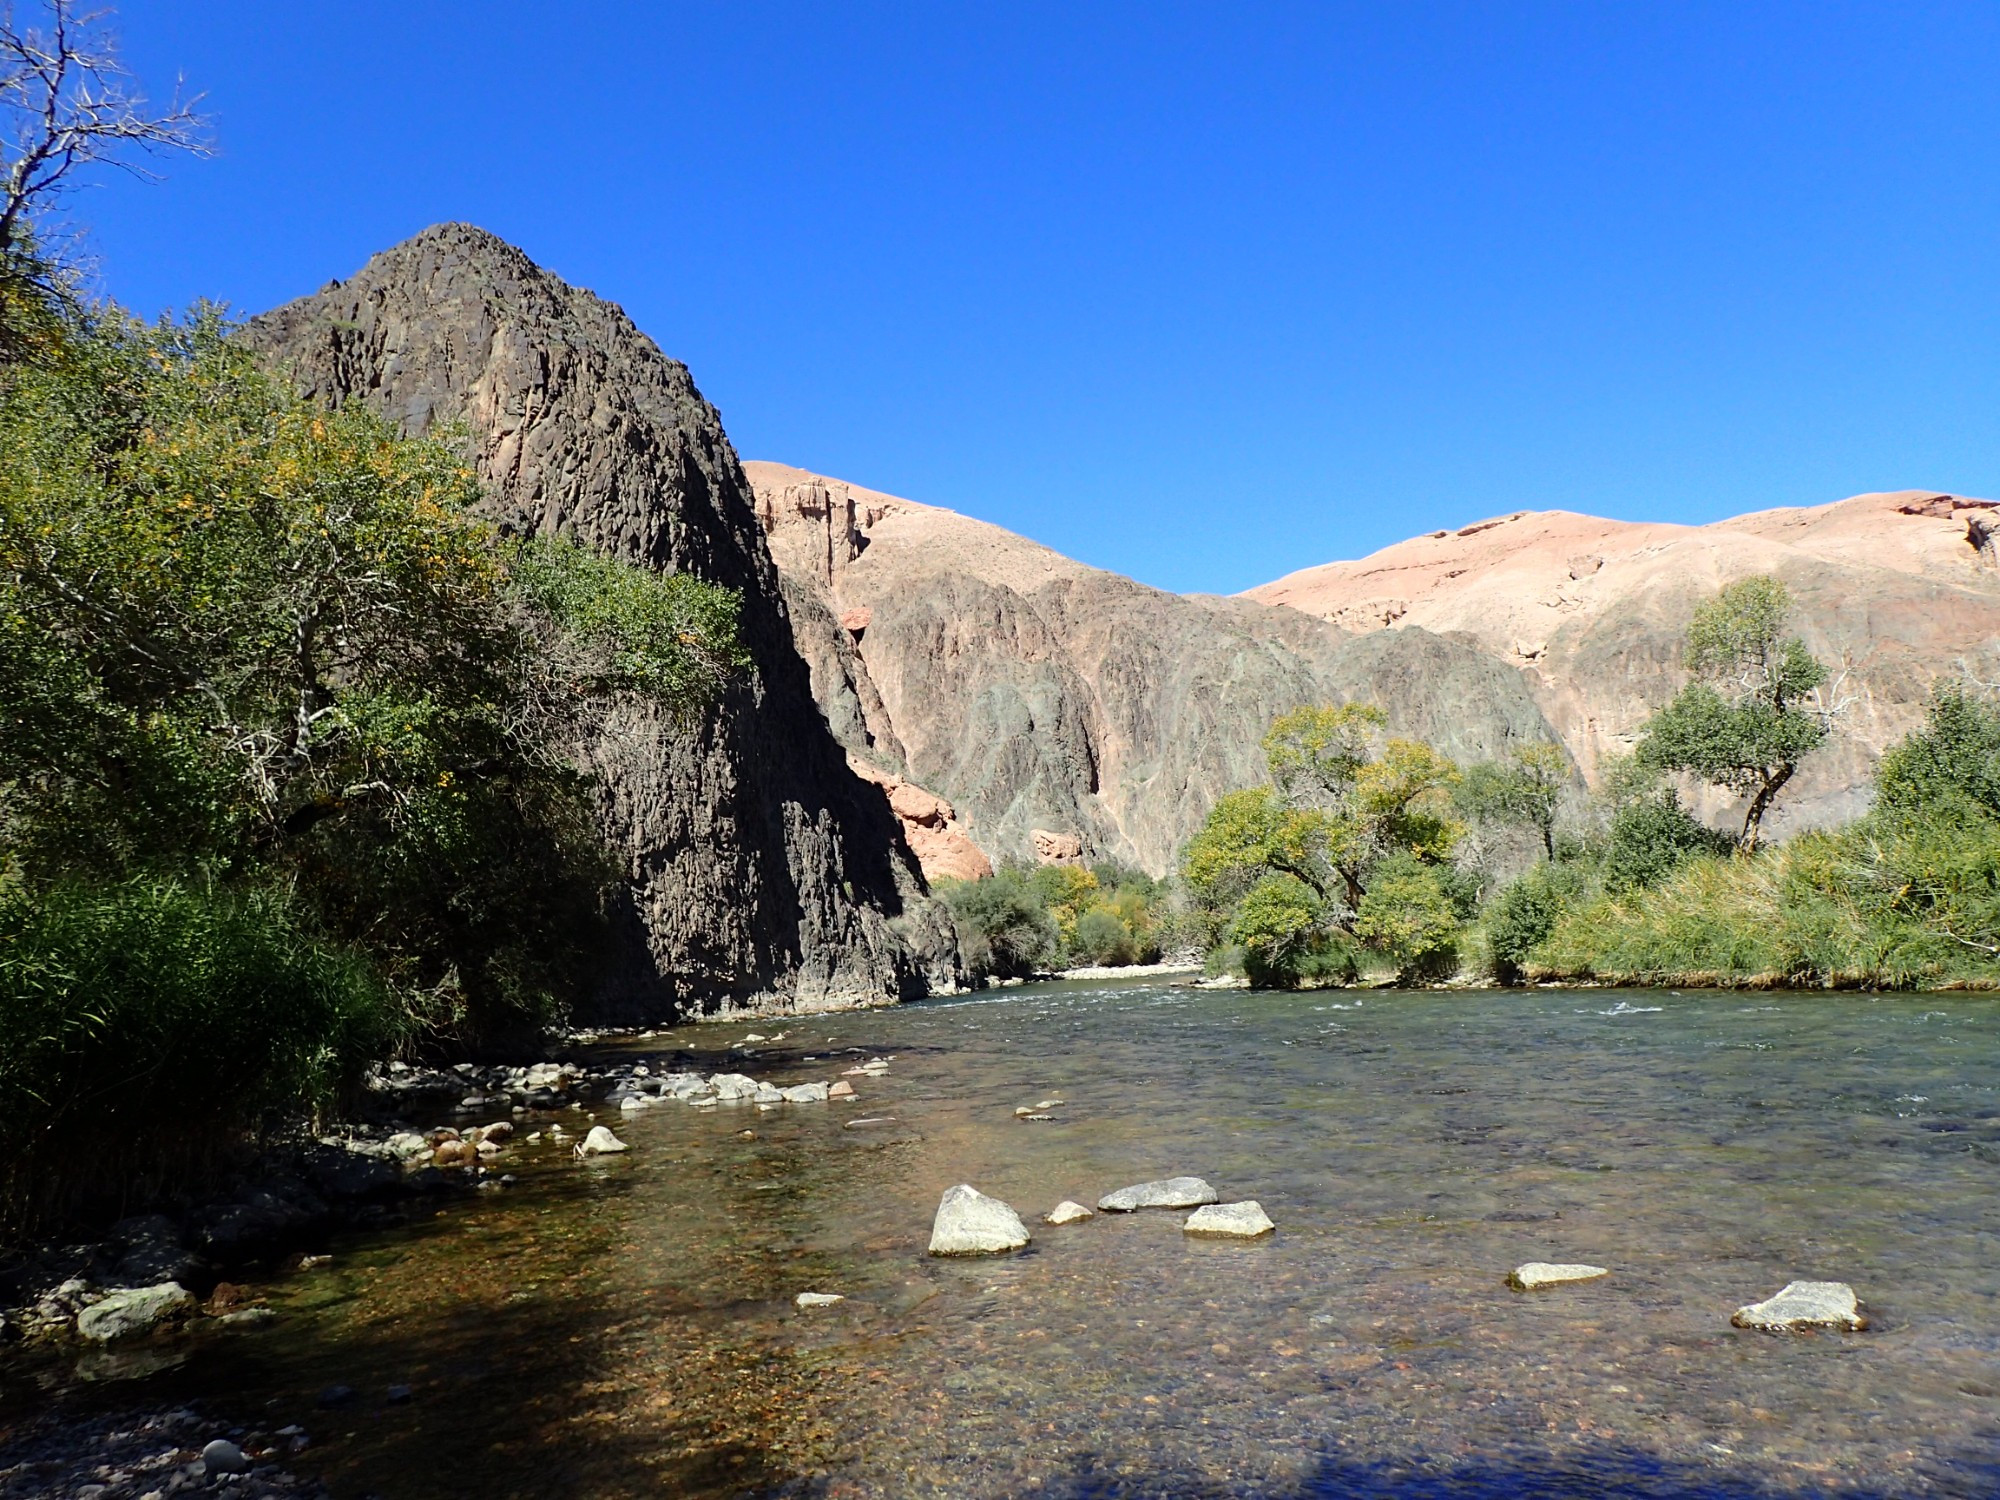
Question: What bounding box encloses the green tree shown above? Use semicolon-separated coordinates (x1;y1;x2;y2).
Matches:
1458;741;1570;859
0;304;747;1040
1638;576;1831;851
1181;703;1465;984
1353;853;1460;981
1874;685;2000;819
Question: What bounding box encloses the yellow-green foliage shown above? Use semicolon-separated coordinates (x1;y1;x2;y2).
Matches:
1533;814;2000;989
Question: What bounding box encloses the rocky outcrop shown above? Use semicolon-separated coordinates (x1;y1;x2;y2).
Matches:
1247;494;2000;834
745;462;1561;873
244;226;959;1017
846;758;992;882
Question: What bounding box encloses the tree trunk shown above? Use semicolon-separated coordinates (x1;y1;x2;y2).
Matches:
1739;761;1795;853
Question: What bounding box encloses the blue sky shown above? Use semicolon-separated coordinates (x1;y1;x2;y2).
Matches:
71;2;2000;594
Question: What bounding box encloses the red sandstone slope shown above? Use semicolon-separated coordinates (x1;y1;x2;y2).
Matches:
1246;491;2000;829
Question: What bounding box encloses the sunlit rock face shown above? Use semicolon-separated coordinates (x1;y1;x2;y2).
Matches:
245;225;961;1018
744;461;1559;874
1248;493;2000;836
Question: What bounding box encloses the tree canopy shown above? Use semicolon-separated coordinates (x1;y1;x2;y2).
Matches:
1637;575;1830;850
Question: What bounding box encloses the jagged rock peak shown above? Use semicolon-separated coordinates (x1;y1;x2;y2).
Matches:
244;227;963;1018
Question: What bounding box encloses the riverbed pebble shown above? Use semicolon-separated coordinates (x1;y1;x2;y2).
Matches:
1732;1280;1868;1332
1508;1262;1610;1291
1098;1176;1220;1212
928;1185;1032;1255
1183;1201;1275;1238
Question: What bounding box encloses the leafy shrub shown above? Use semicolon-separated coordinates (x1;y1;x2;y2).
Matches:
1486;861;1586;983
1353;854;1461;982
0;879;395;1237
1603;791;1732;893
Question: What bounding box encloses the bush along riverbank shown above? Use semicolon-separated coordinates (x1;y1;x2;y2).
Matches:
0;281;748;1246
1180;578;2000;992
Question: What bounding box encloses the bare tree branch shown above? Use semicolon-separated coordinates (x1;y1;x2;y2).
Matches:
0;0;209;265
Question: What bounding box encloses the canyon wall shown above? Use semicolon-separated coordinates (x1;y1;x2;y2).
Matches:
746;462;1561;874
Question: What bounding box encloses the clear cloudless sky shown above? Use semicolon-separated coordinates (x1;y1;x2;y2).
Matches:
64;2;2000;593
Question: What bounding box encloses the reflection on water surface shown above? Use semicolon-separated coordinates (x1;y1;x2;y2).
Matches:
9;983;2000;1498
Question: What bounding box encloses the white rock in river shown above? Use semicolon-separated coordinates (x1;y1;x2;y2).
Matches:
1732;1280;1868;1332
75;1282;195;1342
1184;1201;1275;1238
781;1082;830;1103
709;1073;760;1101
1098;1176;1219;1212
795;1291;845;1308
1508;1262;1610;1291
928;1184;1031;1255
1045;1200;1094;1225
578;1125;628;1155
752;1086;785;1105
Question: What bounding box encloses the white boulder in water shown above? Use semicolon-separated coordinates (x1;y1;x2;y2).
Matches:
578;1125;629;1155
1044;1200;1094;1225
1732;1280;1868;1332
781;1082;830;1103
709;1073;760;1101
1183;1201;1275;1238
928;1184;1031;1256
1508;1262;1610;1291
794;1291;845;1308
1098;1176;1219;1212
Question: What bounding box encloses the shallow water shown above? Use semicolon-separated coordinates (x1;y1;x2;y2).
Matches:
10;982;2000;1498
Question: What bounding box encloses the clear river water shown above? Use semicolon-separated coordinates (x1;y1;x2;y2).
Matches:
8;980;2000;1498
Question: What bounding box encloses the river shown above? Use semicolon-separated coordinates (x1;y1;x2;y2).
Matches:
7;980;2000;1497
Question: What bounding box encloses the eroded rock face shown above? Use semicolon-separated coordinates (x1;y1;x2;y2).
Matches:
1247;493;2000;835
744;462;1561;873
848;757;993;882
243;226;960;1017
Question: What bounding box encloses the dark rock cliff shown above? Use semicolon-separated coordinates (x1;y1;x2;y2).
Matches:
244;224;960;1017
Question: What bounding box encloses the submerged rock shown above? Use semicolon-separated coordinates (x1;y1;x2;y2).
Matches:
1184;1201;1275;1238
928;1185;1031;1255
75;1283;195;1342
1045;1200;1094;1225
795;1291;845;1308
1732;1280;1868;1332
1098;1176;1219;1212
1508;1262;1610;1291
578;1126;629;1155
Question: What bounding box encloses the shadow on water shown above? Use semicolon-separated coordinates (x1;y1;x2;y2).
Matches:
6;1277;811;1499
1025;1441;2000;1500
